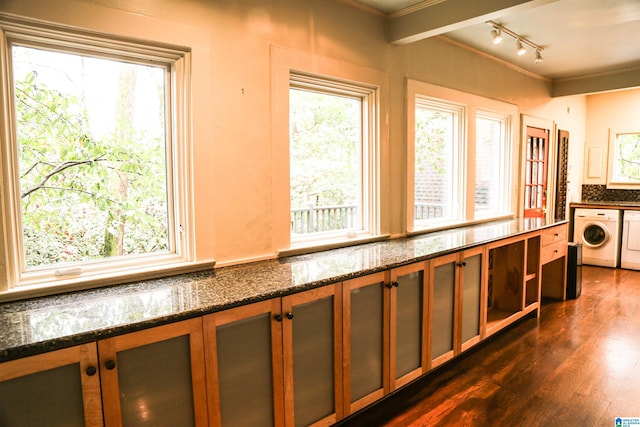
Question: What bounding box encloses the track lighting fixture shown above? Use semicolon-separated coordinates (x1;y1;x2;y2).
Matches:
491;29;502;45
486;20;544;64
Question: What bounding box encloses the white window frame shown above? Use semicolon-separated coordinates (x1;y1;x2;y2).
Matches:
406;79;517;234
289;72;377;245
474;110;511;219
607;128;640;189
412;96;466;229
272;47;387;256
0;15;202;297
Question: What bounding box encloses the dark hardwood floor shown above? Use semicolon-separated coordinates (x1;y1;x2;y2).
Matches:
337;266;640;426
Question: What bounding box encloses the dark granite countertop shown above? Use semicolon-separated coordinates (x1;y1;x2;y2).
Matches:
0;217;567;363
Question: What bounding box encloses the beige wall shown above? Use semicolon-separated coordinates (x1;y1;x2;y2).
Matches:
0;0;590;266
584;88;640;186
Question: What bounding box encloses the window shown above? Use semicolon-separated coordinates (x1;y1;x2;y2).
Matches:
475;113;510;218
413;98;464;226
0;18;195;292
607;130;640;189
288;73;378;244
407;80;515;232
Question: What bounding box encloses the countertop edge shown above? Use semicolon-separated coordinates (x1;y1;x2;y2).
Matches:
0;218;568;363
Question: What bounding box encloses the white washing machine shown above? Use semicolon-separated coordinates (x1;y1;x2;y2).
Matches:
573;208;621;267
621;210;640;270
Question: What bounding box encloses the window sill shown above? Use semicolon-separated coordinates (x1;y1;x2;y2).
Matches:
408;214;515;237
278;234;391;258
0;260;216;303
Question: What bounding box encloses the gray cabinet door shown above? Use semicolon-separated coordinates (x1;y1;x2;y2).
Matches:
343;272;387;414
204;298;284;427
390;262;427;390
98;318;208;427
460;247;485;351
429;253;458;368
283;284;343;427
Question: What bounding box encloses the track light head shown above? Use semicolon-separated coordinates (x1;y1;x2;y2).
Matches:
486;21;545;63
491;29;503;45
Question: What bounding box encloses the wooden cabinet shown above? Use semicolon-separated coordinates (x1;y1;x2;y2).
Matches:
204;299;283;427
0;318;207;427
541;223;568;300
342;262;428;416
486;232;542;337
204;284;342;427
342;271;388;414
98;318;209;427
0;223;568;427
0;343;103;427
389;262;428;389
428;246;485;369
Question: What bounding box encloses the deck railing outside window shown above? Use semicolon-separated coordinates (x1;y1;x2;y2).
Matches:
291;203;447;234
291;205;357;234
414;203;445;221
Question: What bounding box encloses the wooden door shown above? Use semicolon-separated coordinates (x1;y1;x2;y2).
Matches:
204;299;285;427
524;126;550;218
0;343;103;427
98;318;208;427
282;284;343;427
343;272;389;414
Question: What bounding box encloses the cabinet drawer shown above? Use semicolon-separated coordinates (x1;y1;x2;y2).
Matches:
541;224;567;247
541;240;567;264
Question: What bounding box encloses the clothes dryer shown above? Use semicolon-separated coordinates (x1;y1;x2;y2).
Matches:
621;210;640;270
573;208;621;267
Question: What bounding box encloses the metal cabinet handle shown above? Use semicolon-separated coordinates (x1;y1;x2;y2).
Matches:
85;366;97;376
275;314;283;322
105;360;116;370
286;312;294;320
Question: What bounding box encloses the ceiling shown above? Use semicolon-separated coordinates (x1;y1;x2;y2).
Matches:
350;0;640;96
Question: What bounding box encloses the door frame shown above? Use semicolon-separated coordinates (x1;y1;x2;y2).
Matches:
519;115;556;219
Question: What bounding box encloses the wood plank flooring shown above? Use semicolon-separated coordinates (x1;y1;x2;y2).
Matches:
336;266;640;426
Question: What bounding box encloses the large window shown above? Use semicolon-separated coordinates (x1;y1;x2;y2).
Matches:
0;18;195;292
407;80;515;232
289;73;377;244
475;113;510;218
414;98;464;226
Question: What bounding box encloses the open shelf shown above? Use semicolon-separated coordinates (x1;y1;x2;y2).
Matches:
487;233;544;336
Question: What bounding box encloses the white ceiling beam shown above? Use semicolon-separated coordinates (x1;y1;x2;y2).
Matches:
388;0;559;45
552;67;640;97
